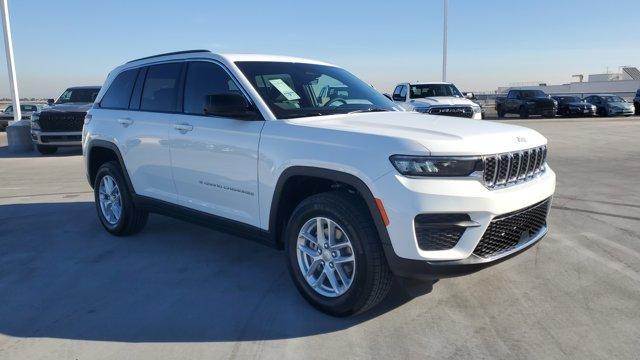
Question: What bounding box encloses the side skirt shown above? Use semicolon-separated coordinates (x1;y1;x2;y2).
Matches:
133;195;276;249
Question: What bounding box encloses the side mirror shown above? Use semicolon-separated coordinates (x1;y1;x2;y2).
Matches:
383;93;393;101
203;93;260;120
465;92;475;100
47;98;55;105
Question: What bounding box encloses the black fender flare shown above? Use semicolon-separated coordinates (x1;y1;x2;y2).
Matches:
86;139;136;193
268;166;391;246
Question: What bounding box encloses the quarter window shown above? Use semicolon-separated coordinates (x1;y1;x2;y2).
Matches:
183;62;244;116
101;69;139;109
140;63;183;112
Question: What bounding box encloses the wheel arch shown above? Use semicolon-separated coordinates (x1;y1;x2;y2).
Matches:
269;166;391;248
86;140;135;193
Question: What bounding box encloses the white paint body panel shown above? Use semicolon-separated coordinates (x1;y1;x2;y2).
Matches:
84;52;556;263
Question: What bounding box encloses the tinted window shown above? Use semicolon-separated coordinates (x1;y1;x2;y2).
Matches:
101;69;139;109
141;63;183;112
183;62;243;115
393;86;402;96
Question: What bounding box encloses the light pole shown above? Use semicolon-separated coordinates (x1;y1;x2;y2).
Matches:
442;0;448;82
1;0;21;123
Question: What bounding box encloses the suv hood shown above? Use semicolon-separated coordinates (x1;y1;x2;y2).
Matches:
409;97;477;107
41;103;93;113
288;111;547;156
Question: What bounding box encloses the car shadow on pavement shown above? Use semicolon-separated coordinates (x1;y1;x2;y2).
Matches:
0;201;427;343
0;145;82;158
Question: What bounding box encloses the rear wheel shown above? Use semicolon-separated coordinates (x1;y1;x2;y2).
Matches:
285;191;392;316
94;161;148;236
496;107;505;118
36;145;57;155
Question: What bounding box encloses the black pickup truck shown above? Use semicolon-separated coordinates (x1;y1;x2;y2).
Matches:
634;89;639;115
495;89;557;118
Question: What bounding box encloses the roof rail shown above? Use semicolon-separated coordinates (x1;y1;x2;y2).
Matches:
126;49;212;64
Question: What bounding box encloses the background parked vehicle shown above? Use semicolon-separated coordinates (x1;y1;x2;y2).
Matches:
634;89;640;115
0;104;40;131
31;86;100;154
583;94;635;117
551;96;596;117
495;90;557;118
391;82;482;119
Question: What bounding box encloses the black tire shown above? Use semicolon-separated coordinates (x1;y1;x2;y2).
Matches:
634;103;639;115
519;106;529;119
284;191;392;317
37;145;57;155
496;106;505;118
93;161;148;236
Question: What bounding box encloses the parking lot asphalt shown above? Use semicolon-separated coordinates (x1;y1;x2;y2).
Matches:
1;117;639;360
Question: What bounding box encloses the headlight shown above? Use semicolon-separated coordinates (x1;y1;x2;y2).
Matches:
472;105;482;114
389;155;482;177
31;113;40;130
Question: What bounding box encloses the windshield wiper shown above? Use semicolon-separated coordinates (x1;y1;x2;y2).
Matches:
347;107;391;114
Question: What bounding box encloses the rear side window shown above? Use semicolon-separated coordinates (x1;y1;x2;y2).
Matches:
140;63;183;112
183;61;243;116
100;69;139;109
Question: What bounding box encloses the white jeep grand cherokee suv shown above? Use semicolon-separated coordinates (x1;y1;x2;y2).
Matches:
83;50;555;316
392;82;483;119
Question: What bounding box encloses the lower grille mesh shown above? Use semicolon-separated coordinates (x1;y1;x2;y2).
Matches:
473;198;550;258
415;214;469;251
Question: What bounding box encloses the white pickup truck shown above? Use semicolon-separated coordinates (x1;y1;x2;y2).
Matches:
84;51;555;316
392;82;483;119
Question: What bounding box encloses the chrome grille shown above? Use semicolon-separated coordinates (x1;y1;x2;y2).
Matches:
482;146;547;189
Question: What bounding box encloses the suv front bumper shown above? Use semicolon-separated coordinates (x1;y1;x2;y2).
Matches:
31;130;82;146
373;166;556;279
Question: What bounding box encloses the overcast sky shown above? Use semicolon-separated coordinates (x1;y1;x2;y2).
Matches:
1;0;638;98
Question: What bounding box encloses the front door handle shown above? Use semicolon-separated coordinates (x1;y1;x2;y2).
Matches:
117;118;133;127
174;123;194;133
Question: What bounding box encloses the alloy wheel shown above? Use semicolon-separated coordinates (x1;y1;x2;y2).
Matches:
296;217;356;297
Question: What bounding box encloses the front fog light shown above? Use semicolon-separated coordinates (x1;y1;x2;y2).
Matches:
390;155;482;177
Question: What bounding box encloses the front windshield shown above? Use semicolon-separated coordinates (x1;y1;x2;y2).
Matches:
602;96;625;103
235;62;398;119
409;84;462;99
521;90;548;99
56;88;100;104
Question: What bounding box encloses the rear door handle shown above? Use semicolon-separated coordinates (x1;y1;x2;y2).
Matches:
117;118;133;127
174;123;194;133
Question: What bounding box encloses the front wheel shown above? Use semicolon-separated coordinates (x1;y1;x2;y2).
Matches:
284;191;392;316
94;161;148;236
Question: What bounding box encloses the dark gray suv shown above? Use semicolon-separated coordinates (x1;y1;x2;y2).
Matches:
634;89;639;115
